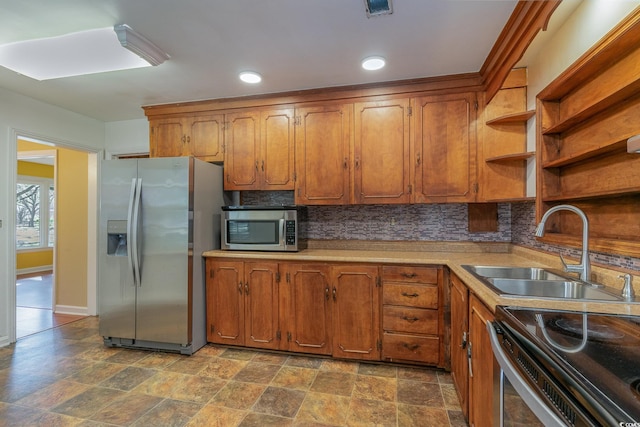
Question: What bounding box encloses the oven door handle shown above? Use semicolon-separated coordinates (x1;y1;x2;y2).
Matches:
487;320;566;427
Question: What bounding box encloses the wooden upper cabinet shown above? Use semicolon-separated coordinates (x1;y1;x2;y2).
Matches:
295;103;352;205
149;115;224;162
224;110;260;190
413;92;478;203
150;118;186;157
224;107;295;191
262;108;295;190
353;98;411;204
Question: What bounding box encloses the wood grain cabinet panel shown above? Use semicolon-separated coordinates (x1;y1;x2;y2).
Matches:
413;92;478;203
295;103;352;205
353;98;411;204
450;272;469;420
330;264;381;361
282;263;332;355
468;293;495;427
150;114;224;162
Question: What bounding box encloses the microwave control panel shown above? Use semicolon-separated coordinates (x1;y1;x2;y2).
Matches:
285;220;296;245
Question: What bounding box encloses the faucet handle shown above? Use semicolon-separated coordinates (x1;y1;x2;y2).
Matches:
619;274;635;301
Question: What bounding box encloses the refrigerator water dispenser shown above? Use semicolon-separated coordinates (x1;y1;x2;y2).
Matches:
107;220;128;256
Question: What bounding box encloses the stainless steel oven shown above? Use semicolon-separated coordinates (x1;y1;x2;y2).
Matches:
489;306;640;427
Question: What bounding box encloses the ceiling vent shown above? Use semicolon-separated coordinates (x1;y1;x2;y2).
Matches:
364;0;393;18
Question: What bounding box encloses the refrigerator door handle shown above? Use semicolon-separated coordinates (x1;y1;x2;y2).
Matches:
132;178;143;287
126;178;138;286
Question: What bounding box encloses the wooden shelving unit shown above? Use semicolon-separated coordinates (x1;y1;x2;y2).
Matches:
478;68;533;202
536;10;640;258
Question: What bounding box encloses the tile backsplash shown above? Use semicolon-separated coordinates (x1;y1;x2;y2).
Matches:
241;192;639;271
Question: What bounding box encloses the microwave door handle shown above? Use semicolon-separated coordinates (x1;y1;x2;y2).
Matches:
280;219;285;247
486;321;565;427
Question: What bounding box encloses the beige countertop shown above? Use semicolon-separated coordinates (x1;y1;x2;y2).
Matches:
203;241;640;316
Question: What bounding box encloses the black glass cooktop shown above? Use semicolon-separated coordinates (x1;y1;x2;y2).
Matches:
496;306;640;424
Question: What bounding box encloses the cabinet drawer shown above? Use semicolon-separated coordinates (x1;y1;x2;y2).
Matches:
382;333;440;364
382;266;438;284
383;284;438;309
383;306;438;335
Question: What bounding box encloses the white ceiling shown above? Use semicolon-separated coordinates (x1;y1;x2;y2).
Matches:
0;0;525;122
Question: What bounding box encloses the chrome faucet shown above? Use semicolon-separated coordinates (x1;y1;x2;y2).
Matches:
535;204;591;282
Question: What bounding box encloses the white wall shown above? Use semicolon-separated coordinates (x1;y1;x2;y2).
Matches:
0;87;105;346
105;118;149;157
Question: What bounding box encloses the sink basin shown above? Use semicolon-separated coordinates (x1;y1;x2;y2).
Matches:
467;266;567;281
462;265;622;301
486;278;621;301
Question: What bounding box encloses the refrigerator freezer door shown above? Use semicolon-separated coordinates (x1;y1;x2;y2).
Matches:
136;157;190;345
99;159;138;340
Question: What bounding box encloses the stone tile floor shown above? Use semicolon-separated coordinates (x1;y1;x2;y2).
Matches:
0;317;468;426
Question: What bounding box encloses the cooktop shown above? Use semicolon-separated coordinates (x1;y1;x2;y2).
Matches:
496;306;640;424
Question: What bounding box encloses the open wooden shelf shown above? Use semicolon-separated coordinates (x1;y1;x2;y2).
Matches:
485;110;534;126
536;10;640;259
486;151;534;163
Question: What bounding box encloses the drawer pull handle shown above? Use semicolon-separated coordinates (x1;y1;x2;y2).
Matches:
401;292;419;298
402;273;417;278
402;316;420;323
403;343;420;351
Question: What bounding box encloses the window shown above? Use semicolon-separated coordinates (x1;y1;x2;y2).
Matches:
16;176;55;249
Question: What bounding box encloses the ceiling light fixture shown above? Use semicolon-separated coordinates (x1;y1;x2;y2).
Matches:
364;0;393;18
628;135;640;153
114;24;170;66
239;71;262;84
362;56;386;71
0;26;168;80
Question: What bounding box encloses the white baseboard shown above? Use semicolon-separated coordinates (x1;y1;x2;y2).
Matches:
17;266;53;276
55;305;89;316
0;335;10;348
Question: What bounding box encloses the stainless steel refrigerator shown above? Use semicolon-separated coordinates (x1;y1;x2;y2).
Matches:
98;157;225;355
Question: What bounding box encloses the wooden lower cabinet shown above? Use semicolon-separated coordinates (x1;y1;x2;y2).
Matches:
282;263;332;355
450;272;469;419
206;259;456;368
468;293;496;427
330;264;381;361
381;265;443;366
206;259;280;350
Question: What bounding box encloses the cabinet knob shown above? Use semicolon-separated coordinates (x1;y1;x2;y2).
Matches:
332;287;337;301
325;287;330;300
402;343;420;351
245;282;249;295
238;282;243;294
402;316;420;323
416;152;421;166
402;272;417;278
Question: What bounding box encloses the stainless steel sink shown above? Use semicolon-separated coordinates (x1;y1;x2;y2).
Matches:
462;265;622;301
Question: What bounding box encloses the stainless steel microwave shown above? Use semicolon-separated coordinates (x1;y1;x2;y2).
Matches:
221;206;305;252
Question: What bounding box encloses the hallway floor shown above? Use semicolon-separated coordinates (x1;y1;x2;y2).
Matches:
16;272;86;338
0;317;468;426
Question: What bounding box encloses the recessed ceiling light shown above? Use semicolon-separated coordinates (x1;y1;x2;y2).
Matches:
239;71;262;84
362;56;386;71
0;26;168;81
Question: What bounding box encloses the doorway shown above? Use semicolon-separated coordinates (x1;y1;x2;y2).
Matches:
15;138;92;337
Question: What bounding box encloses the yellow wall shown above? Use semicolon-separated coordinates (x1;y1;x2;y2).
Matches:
18;139;88;309
17;160;54;179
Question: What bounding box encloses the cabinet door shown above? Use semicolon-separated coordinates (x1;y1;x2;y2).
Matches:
189;114;224;162
244;262;280;350
331;265;380;361
450;273;469;420
295;103;351;205
284;263;332;355
262;108;295;190
354;98;411;204
206;259;244;345
413;92;478;203
150;118;186;157
225;111;260;190
468;294;495;427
